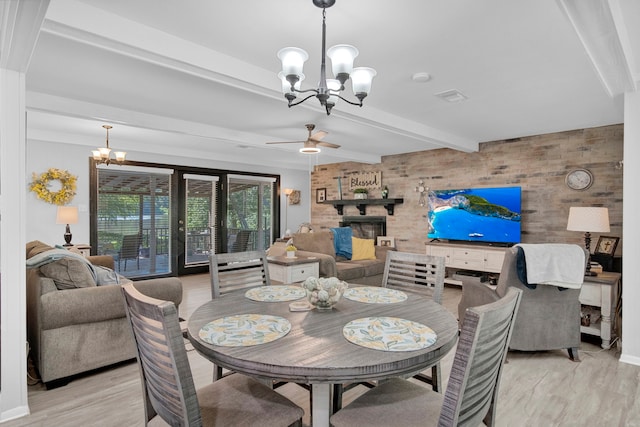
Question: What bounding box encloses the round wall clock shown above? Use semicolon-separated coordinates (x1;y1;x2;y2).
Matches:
565;169;593;190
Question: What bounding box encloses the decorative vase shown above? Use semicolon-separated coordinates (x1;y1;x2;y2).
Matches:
354;193;367;200
382;187;389;199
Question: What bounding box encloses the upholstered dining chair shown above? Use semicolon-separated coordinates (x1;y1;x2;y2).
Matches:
121;282;304;427
331;287;522;427
333;251;447;412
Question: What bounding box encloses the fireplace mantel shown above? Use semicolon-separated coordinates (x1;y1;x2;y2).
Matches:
321;198;404;216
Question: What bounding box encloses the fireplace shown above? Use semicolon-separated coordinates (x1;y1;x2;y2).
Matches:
340;216;386;241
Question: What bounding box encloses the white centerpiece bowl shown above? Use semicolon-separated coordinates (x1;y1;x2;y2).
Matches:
301;277;348;310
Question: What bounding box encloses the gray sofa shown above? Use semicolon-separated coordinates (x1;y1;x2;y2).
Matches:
26;242;183;388
269;231;394;286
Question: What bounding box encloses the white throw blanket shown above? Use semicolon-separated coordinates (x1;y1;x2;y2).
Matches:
516;243;585;289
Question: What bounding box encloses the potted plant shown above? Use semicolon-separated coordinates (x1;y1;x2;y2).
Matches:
353;188;368;200
285;244;297;258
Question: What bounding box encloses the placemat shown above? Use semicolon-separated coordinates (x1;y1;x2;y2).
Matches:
199;314;291;347
343;287;408;304
343;316;437;351
244;285;306;302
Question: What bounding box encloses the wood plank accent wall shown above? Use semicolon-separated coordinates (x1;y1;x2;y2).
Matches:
310;124;623;256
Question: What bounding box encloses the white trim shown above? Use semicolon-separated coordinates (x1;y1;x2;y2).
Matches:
96;164;174;174
184;173;219;182
228;174;276;183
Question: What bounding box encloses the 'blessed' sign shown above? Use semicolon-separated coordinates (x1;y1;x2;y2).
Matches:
348;172;381;190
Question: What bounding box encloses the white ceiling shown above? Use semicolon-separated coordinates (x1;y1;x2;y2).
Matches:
14;0;640;170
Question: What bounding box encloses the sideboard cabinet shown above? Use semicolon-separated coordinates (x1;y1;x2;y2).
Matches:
425;242;508;285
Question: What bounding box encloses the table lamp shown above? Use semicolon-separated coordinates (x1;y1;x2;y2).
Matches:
566;206;610;276
56;206;79;246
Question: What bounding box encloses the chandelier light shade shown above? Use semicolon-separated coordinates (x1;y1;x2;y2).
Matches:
277;0;376;115
92;125;126;165
566;206;610;276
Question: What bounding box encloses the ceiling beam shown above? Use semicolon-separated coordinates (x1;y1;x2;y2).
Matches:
558;0;637;96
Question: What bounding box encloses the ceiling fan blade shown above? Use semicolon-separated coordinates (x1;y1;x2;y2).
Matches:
310;130;328;141
266;140;307;145
317;141;341;149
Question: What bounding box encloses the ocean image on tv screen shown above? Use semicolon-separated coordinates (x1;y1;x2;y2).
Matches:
427;187;521;244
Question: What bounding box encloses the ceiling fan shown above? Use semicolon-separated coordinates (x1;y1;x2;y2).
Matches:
266;124;340;153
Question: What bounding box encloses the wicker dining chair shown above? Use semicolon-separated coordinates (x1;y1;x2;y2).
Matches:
331;287;522;427
121;282;304;427
333;251;446;412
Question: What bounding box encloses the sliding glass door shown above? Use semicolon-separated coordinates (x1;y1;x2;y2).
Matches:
92;163;278;278
227;175;275;253
95;165;173;278
183;174;218;266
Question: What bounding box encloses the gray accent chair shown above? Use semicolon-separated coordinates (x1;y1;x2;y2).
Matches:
458;245;587;361
27;254;182;388
121;282;304;427
331;287;522;427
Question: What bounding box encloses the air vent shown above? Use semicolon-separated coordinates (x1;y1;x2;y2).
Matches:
434;89;467;102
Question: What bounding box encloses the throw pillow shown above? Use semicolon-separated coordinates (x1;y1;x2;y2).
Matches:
39;258;97;290
292;231;336;258
330;227;353;259
351;237;376;261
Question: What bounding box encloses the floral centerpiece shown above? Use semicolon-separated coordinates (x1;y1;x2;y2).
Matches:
302;277;348;310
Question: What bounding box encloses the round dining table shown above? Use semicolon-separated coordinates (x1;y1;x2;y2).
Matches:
187;286;458;427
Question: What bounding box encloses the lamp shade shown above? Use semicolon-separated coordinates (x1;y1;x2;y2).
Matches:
56;206;79;225
279;72;304;95
277;47;309;76
566;207;610;232
327;44;358;76
351;67;377;96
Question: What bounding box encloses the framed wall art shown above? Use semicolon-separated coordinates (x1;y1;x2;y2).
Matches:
377;236;395;248
594;236;619;256
316;188;326;203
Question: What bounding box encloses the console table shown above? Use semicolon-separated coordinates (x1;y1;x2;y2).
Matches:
425;242;507;285
580;272;621;349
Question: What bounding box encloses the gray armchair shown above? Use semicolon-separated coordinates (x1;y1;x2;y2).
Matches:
458;245;587;361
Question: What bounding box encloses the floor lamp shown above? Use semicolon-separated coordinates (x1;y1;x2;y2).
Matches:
567;206;610;276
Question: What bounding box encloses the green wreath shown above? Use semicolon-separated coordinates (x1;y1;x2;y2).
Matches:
29;168;77;205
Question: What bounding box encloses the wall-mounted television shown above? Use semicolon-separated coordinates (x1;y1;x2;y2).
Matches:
427;186;521;246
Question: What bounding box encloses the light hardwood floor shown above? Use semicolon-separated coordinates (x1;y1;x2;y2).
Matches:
7;274;640;426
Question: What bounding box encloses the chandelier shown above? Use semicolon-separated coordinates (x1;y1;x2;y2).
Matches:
277;0;376;115
92;125;126;165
